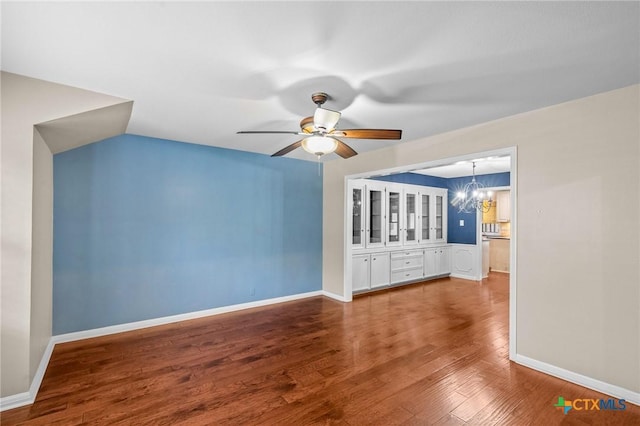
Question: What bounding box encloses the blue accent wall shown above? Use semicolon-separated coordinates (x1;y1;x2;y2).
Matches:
447;172;511;244
53;134;322;334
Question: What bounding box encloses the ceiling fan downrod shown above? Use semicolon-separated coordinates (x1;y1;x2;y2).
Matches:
311;92;328;107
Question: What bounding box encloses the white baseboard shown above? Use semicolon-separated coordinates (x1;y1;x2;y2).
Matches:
1;290;325;411
0;338;56;411
322;290;349;302
514;354;640;406
0;391;32;412
53;290;324;344
450;272;480;281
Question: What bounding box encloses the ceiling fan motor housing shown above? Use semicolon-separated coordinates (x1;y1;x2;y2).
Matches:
300;116;315;133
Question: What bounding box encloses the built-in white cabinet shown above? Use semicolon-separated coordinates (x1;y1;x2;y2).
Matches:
366;183;386;248
438;246;451;275
424;246;451;277
350;180;448;250
350;179;451;294
353;245;451;293
419;192;429;242
404;189;418;245
352;252;390;291
431;189;447;243
352;254;370;292
386;185;402;247
391;250;424;284
497;190;510;222
351;183;365;249
370;252;391;288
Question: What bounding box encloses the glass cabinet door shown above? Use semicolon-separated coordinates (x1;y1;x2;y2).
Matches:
421;193;430;242
386;188;401;246
351;187;364;248
405;191;417;244
435;194;444;240
367;187;384;247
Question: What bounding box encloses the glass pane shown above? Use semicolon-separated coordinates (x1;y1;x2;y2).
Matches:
370;190;382;244
388;191;400;243
406;193;416;241
352;188;362;245
422;194;430;240
436;195;443;239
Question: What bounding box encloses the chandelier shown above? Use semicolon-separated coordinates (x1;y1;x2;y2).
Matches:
452;162;494;213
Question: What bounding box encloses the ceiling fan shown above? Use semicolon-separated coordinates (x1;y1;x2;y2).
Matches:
237;92;402;159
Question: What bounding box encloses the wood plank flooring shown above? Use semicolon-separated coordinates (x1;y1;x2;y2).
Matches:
2;273;639;425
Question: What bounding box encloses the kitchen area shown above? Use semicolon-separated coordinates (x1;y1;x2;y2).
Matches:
481;190;511;277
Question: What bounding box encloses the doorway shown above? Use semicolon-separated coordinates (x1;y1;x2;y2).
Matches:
476;184;511;280
343;147;517;360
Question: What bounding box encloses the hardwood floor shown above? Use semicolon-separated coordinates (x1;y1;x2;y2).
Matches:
2;273;639;425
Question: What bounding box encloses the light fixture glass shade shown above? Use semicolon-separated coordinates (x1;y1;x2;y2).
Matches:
301;136;338;156
313;108;341;132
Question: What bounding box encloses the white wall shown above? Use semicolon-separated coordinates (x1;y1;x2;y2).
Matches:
30;130;53;380
0;72;130;398
323;85;639;394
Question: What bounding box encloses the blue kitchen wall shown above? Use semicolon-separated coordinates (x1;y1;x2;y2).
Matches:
371;172;448;188
447;172;511;244
53;134;323;334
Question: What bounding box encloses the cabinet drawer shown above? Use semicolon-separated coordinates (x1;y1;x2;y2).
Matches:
391;256;423;270
391;266;423;284
390;250;423;260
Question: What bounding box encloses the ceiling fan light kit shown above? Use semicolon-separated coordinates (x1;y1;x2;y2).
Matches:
301;136;338;156
237;92;402;159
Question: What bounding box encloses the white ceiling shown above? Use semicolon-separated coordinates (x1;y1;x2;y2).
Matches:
413;156;512;179
2;2;639;162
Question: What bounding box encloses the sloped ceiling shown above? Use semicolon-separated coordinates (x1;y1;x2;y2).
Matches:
35;102;133;154
2;1;638;161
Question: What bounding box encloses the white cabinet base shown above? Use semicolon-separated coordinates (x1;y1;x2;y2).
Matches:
352;254;370;292
370;252;390;288
353;245;451;294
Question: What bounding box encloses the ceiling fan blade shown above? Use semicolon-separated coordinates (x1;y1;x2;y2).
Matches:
335;129;402;140
333;139;358;159
271;140;303;157
238;130;303;135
